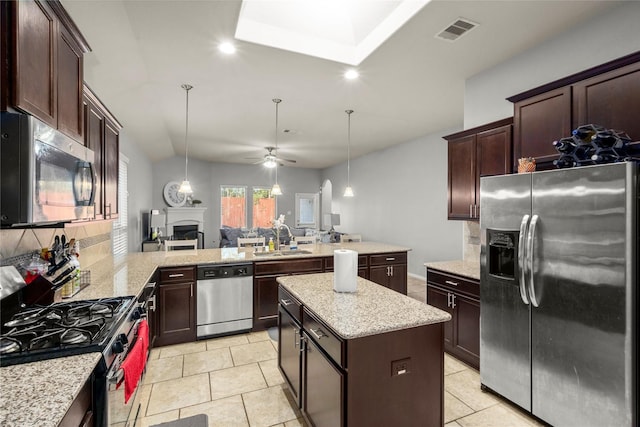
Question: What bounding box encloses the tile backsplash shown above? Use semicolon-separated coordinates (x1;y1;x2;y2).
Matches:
463;221;480;263
0;221;112;270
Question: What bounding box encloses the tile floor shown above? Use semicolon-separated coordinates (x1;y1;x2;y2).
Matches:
130;276;542;427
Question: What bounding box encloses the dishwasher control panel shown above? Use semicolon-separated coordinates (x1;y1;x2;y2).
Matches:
197;263;253;280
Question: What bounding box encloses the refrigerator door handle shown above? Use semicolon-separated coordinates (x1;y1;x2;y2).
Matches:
517;214;531;305
527;214;540;308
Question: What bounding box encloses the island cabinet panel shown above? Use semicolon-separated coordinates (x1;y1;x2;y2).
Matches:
156;267;196;347
346;326;444;427
426;268;480;369
253;258;323;330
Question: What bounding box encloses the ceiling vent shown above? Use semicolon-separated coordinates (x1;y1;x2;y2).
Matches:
436;18;478;41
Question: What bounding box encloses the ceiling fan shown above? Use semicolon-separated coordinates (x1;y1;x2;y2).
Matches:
246;146;297;168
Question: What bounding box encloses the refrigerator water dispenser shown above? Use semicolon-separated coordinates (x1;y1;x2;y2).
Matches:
487;230;517;280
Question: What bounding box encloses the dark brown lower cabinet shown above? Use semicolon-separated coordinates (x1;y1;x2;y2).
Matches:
278;306;302;405
426;268;480;369
303;334;343;427
156;267;196;347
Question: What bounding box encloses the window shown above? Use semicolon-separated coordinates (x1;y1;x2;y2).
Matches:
221;186;246;228
295;192;319;228
112;154;128;256
253;187;276;227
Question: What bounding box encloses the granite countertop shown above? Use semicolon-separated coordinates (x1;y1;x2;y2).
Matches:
278;273;451;339
71;242;411;302
424;260;480;280
0;353;101;427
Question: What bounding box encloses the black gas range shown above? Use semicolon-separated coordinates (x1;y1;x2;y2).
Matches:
0;296;139;367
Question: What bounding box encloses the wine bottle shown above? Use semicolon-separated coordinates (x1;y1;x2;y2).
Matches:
552;138;575;154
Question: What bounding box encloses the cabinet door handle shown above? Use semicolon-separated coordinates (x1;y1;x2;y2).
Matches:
447;293;452;307
280;299;292;306
190;284;193;298
451;294;456;309
294;329;299;348
470;204;473;217
385;257;396;261
390;266;394;276
445;280;458;287
309;328;325;340
168;273;184;278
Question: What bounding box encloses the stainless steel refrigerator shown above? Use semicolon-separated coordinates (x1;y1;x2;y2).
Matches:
480;162;637;426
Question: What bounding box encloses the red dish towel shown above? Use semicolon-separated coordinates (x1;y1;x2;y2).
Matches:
119;319;149;404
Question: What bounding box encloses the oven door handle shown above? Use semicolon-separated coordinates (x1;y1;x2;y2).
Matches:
107;368;124;385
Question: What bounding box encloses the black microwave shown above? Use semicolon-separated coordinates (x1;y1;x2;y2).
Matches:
0;112;96;226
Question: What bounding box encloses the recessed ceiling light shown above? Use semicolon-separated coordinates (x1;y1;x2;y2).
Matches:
344;69;359;80
219;42;236;54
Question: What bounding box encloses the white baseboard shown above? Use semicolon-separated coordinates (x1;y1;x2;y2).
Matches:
408;272;426;282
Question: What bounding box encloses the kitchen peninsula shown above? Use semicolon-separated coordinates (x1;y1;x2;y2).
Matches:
277;273;450;426
0;241;411;427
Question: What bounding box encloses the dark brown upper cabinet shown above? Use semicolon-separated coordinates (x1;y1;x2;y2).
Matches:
508;51;640;170
444;118;512;221
2;0;90;143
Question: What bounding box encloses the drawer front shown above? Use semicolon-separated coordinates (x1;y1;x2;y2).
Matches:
369;252;407;266
278;286;302;324
303;307;344;368
160;266;196;283
324;255;368;271
254;258;323;276
426;268;479;298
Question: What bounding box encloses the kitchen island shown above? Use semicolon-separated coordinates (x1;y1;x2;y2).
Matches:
277;273;451;427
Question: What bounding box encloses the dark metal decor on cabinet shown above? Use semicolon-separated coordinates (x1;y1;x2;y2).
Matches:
426;267;480;369
155;267;197;347
444;118;513;220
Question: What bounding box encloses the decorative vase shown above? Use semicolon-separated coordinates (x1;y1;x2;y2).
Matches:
518;157;536;173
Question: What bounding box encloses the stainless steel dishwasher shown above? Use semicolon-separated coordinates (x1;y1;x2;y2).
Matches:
196;263;253;338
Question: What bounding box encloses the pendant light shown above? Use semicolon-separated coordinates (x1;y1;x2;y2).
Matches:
271;98;283;196
344;109;354;197
178;84;194;194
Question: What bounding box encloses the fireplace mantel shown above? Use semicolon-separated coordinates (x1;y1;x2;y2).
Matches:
164;207;207;237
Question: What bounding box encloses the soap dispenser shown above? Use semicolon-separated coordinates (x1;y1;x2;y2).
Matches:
268;237;274;251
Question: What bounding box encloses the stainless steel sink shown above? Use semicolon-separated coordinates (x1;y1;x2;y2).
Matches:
253;250;313;257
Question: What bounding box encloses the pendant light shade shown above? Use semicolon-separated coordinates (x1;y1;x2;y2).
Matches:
271;98;283;196
344;109;354;197
179;84;194;194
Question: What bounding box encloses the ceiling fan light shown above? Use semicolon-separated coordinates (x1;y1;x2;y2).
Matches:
264;158;277;168
179;179;193;194
344;185;354;197
271;183;282;195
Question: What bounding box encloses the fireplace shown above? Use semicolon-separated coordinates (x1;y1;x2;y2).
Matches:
164;207;207;249
173;225;203;249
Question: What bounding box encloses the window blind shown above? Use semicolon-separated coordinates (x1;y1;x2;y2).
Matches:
112;154;129;256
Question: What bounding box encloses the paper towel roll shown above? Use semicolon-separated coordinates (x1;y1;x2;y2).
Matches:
334;249;358;293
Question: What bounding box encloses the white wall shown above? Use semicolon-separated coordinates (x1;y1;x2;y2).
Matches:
322;129;463;278
119;130;153;253
152;157;322;248
464;1;640;128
